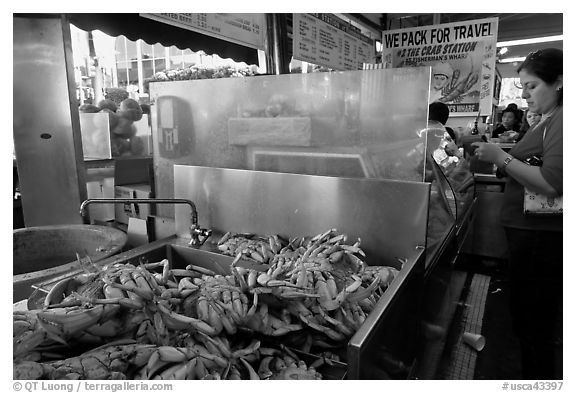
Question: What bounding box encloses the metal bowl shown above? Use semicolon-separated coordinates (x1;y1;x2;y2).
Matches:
13;224;127;303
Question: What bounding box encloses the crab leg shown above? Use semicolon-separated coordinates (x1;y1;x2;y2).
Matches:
103;278;153;301
186;264;216;276
36;304;120;339
298;314;346;342
156;301;218;336
347;276;380;303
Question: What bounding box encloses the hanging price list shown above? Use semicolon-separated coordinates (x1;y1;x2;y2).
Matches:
141;13;265;50
293;13;375;70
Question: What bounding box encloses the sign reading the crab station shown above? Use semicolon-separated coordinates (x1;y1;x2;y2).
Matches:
382;17;499;116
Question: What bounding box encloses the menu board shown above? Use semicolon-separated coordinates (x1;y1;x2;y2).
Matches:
292;13;375;71
141;13;266;51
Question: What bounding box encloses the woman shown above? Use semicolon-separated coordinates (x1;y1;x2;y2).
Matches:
491;107;520;138
472;48;563;379
517;110;542;142
525;110;542;128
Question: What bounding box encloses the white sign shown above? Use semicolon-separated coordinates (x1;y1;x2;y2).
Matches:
382;17;499;116
292;13;375;71
141;13;266;51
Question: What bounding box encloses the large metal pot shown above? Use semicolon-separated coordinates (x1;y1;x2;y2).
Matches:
13;224;127;303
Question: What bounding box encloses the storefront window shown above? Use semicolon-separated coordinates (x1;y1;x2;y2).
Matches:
141;59;155;80
71;24;258;104
115;61;130;87
140;41;153;58
154;43;165;58
124;38;137;61
182;49;198;68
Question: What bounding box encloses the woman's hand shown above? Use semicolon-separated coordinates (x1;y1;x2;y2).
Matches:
470;142;507;165
471;142;558;196
444;141;461;157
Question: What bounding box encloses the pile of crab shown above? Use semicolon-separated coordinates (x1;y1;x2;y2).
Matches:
14;228;400;380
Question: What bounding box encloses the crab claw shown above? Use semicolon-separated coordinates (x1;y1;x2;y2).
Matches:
36;304;120;340
270;360;322;380
346;276;381;303
239;358;260;380
43;277;84;307
156;301;219;336
231;253;249;291
13;361;50;380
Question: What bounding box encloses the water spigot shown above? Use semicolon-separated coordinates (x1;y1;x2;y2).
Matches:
79;197;212;246
189;225;212;246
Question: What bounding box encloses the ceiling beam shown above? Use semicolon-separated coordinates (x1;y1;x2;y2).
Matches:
343;13;385;36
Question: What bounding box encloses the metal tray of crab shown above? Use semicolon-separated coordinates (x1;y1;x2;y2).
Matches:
14;228;411;380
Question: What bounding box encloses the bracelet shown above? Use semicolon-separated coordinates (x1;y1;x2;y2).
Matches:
500;155;514;174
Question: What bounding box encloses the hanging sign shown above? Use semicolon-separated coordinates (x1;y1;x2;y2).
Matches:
141;13;266;51
292;13;376;71
382;17;499;116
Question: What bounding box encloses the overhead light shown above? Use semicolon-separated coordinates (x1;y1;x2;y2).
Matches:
497;35;563;47
499;57;526;64
498;47;509;55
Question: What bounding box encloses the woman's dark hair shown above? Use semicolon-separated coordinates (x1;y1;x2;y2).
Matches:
501;107;518;121
502;107;516;115
428;101;450;125
140;103;151;115
519;110;530;133
445;126;456;141
517;48;563;104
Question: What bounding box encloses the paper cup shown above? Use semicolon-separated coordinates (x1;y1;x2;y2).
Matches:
462;332;486;351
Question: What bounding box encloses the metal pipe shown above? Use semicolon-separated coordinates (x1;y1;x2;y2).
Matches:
80;198;198;226
79;198;211;246
265;13;289;75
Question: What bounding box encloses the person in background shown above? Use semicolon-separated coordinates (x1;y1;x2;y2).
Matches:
428;101;450;126
428;102;461;158
505;102;518;111
526;110;542;128
471;48;563;379
492;107;521;138
505;103;524;125
517;109;542;142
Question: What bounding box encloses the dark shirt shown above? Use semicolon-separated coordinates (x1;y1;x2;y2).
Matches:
500;107;562;232
492;123;520;138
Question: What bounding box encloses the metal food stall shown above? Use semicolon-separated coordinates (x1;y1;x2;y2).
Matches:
142;67;470;378
17;66;476;379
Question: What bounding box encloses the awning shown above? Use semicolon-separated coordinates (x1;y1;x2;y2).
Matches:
66;13;260;65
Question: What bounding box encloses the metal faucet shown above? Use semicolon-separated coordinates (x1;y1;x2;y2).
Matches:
79;198;212;246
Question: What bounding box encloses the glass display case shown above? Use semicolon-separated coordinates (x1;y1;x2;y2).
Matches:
150;68;430;205
421;121;475;269
147;67;476;269
148;67;472;251
80;112;113;159
80;112;152;160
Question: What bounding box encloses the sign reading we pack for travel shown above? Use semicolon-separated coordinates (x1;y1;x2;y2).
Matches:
382;17;499;116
